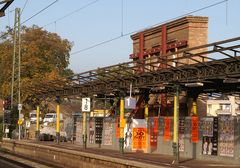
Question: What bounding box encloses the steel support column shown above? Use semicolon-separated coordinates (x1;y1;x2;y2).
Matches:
119;97;125;154
172;85;179;166
56;104;60;144
35;106;40;141
193;101;197;116
82;112;87;149
144;104;149;122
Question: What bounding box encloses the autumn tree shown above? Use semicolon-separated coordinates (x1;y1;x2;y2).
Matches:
0;25;73;101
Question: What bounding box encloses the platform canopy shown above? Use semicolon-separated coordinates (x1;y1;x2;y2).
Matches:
24;37;240;100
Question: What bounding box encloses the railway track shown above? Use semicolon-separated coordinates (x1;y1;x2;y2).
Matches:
0;150;57;168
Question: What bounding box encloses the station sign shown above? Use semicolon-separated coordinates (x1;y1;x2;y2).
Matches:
18;104;22;111
124;97;136;109
5;128;9;133
82;98;91;112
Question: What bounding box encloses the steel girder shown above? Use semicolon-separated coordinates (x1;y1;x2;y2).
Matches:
25;37;240;99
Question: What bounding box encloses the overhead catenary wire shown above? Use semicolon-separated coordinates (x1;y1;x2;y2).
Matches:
20;0;29;16
71;0;228;56
226;0;228;25
0;0;59;40
21;0;59;25
43;0;100;28
121;0;123;36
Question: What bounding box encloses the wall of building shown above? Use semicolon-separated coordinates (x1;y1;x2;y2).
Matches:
207;96;240;116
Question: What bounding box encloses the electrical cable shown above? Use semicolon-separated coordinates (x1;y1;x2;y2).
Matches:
21;0;59;25
43;0;100;28
71;35;123;55
20;0;29;16
0;0;59;40
121;0;123;36
70;0;228;56
226;0;228;25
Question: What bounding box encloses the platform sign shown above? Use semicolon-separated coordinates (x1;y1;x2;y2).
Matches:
5;128;9;133
18;104;22;111
124;97;136;109
18;118;24;125
25;120;30;128
82;98;90;112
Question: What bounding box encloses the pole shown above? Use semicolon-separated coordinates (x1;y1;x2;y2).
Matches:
82;112;87;149
36;106;40;141
11;8;17;109
144;104;149;153
192;99;197;159
119;97;125;154
56;104;60;144
193;101;197;116
18;108;21;140
172;85;179;166
144;104;149;122
18;7;21;141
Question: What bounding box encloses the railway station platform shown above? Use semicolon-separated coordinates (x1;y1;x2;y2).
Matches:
1;140;240;168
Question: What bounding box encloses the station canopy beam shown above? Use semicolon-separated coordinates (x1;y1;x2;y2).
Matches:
23;37;240;100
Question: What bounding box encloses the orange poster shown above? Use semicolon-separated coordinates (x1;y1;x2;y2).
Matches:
191;116;198;143
132;128;147;149
116;117;120;138
164;117;171;141
153;117;158;133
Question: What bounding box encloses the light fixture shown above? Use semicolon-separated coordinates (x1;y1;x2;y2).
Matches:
185;82;204;87
223;78;240;83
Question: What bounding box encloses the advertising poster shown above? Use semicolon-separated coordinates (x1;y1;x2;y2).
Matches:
202;118;213;137
95;118;103;144
191;116;198;143
104;122;113;145
202;117;218;156
116;117;120;138
124;122;132;150
76;122;82;143
164;117;171;141
132;128;147;149
219;116;234;157
149;117;158;151
179;118;185;152
132;119;148;152
154;117;159;133
89;118;95;144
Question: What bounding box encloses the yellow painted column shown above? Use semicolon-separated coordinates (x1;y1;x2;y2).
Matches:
144;104;149;122
119;98;125;154
82;112;87;149
144;104;149;153
193;101;197;116
173;96;177;143
36;106;40;141
36;106;40;132
56;104;60;143
173;85;179;165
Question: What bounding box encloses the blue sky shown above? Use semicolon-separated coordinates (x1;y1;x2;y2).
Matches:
0;0;239;73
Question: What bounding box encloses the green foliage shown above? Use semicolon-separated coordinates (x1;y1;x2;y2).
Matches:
0;25;73;101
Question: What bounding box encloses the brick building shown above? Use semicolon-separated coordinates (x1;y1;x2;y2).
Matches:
130;16;208;69
129;16;208;117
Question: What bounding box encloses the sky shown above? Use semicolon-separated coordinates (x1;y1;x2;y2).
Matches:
0;0;239;73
